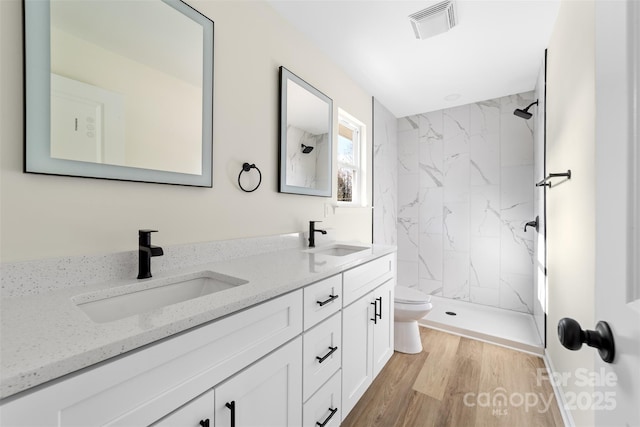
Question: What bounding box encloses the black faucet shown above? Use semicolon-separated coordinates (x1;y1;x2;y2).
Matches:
308;221;327;248
137;229;164;279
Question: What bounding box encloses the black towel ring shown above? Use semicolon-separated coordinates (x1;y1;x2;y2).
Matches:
238;163;262;192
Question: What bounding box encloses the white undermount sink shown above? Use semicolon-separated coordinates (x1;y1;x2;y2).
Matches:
305;244;369;257
73;271;248;323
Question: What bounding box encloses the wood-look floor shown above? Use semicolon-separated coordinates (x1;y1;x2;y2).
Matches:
342;327;564;427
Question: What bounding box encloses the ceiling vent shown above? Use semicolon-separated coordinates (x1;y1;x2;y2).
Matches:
409;0;457;40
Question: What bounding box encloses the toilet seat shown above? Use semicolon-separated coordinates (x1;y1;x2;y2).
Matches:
395;286;430;305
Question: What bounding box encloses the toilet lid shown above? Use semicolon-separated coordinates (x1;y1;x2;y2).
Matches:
395;286;430;304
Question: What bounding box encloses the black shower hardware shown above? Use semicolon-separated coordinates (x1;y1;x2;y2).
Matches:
536;170;572;187
301;144;314;153
237;162;262;192
137;229;163;279
308;221;327;247
558;317;615;363
513;100;539;119
524;216;539;233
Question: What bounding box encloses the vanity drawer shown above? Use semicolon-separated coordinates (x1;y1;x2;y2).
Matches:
303;370;342;427
303;274;342;330
302;311;342;402
343;254;395;306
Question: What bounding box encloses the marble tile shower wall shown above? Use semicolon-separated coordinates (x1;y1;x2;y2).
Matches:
397;92;535;313
286;126;329;188
373;99;398;246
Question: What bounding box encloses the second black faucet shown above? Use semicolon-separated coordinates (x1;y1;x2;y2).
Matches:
138;229;164;279
308;221;327;248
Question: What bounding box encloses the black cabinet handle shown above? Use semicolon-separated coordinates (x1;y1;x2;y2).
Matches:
317;294;339;307
376;296;383;320
316;407;338;427
225;401;235;427
199;420;210;427
316;346;338;363
370;300;378;324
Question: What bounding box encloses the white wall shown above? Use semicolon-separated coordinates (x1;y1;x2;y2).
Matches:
546;1;596;426
0;0;373;263
396;92;536;313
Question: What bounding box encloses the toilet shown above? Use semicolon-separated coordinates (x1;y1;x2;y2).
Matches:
394;286;433;354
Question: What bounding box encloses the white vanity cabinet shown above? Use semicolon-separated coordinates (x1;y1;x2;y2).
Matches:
341;255;395;420
0;251;396;427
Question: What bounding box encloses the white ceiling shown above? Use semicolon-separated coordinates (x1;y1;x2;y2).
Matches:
267;0;560;118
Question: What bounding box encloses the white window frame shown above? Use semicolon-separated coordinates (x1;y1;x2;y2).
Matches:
337;109;366;206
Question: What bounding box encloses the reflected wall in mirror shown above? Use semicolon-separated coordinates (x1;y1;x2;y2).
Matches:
279;67;332;197
24;0;214;187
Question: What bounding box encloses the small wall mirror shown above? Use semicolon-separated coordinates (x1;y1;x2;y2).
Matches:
279;67;332;197
23;0;214;187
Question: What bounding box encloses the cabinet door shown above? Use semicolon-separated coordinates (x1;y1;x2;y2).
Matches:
151;389;214;427
215;337;302;427
372;280;394;377
341;295;373;420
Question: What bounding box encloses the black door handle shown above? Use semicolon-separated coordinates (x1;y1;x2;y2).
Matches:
225;401;235;427
199;419;210;427
558;318;615;363
376;296;383;320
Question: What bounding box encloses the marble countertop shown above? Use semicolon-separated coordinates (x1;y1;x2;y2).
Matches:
0;243;395;399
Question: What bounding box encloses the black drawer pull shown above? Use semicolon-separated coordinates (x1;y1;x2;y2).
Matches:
199;419;210;427
317;294;339;306
370;300;378;324
376;296;383;320
225;401;235;427
316;346;338;363
316;407;338;427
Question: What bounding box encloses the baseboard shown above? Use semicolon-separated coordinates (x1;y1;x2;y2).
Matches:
543;350;574;427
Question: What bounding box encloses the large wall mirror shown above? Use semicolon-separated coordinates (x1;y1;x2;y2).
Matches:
279;67;332;197
23;0;214;187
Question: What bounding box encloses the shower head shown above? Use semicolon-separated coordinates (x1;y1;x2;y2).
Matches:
301;144;314;154
513;100;539;120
